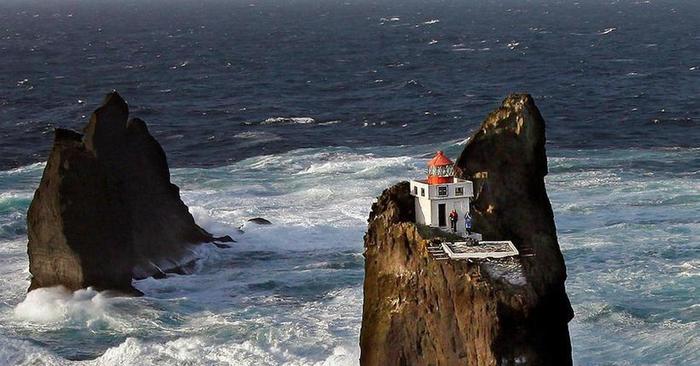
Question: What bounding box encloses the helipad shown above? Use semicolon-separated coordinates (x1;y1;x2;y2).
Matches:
441;240;519;259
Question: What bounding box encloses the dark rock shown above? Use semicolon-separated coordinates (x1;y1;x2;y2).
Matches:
360;94;573;365
214;235;235;243
27;92;224;294
247;217;272;225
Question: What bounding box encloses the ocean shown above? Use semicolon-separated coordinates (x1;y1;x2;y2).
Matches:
0;0;698;365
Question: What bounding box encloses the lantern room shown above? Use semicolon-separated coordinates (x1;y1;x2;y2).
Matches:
427;151;455;184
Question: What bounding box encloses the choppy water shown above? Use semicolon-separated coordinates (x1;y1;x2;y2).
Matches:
0;0;698;365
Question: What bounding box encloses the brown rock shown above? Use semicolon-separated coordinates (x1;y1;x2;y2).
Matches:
360;94;573;365
27;92;227;295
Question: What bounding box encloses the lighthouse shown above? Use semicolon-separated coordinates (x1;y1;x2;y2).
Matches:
410;151;474;235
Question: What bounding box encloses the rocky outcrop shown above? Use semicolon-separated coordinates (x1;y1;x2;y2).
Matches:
27;92;231;295
248;217;272;225
360;94;573;365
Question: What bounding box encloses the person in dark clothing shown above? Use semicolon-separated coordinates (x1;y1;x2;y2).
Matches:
449;209;458;233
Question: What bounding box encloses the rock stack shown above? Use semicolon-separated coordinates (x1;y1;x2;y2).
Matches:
27;92;231;295
360;94;573;365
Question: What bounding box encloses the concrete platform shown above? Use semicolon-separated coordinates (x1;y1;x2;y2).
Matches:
442;240;519;259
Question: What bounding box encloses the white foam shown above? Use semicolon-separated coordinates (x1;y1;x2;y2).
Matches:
188;205;241;237
14;287;114;325
0;162;45;176
88;336;360;366
598;27;617;35
260;117;315;125
0;336;65;366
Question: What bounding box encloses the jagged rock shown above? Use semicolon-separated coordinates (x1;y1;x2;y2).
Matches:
360;94;573;365
26;92;229;294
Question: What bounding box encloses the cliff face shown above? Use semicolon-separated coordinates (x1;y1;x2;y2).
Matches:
27;92;229;294
360;94;573;365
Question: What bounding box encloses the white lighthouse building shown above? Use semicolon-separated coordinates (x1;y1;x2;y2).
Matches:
410;151;474;235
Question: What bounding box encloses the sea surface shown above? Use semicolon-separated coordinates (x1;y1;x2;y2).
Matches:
0;0;698;365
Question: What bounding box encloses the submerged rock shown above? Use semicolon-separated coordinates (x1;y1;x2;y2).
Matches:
247;217;272;225
27;92;229;294
360;94;573;365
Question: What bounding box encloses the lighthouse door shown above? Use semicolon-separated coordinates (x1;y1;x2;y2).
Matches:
438;204;446;227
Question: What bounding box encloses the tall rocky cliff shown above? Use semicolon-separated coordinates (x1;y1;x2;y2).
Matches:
360;94;574;365
27;92;230;294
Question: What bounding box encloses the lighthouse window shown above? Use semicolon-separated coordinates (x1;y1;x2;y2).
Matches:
420;188;425;197
437;186;448;197
413;186;418;195
455;187;464;196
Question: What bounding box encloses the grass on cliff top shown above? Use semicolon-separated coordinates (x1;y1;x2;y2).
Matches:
416;224;464;242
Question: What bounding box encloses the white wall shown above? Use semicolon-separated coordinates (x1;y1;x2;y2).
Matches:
430;197;471;234
414;196;432;226
410;179;472;234
427;180;473;199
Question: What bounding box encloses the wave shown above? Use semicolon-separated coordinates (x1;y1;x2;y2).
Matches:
1;145;698;364
0;334;359;366
598;27;617;35
379;16;400;23
0;162;45;176
260;117;315;126
14;286;118;326
233;131;284;146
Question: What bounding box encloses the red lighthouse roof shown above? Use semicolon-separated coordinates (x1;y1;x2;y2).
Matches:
427;151;455;185
427;151;453;167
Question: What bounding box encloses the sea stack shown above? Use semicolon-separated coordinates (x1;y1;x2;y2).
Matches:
26;92;230;295
360;94;574;365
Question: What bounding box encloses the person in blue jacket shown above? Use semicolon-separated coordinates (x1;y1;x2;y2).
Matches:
464;211;473;235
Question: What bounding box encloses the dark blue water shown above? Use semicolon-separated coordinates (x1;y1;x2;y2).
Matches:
1;0;698;170
0;1;698;365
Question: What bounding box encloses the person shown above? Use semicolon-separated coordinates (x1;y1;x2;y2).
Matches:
449;209;458;233
464;211;473;235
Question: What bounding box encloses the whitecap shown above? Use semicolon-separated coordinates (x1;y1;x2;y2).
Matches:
317;120;340;126
379;17;400;23
598;27;617;35
259;117;316;125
